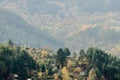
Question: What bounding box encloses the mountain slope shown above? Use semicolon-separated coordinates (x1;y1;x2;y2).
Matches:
0;1;120;55
65;26;120;50
1;0;120;15
0;9;64;49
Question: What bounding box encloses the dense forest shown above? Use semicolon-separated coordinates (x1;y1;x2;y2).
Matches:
0;40;120;80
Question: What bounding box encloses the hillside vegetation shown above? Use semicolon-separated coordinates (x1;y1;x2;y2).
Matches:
0;8;120;55
0;0;120;54
0;41;120;80
0;1;120;80
0;9;64;49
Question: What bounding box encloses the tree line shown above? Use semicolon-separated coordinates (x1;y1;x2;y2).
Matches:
0;40;120;80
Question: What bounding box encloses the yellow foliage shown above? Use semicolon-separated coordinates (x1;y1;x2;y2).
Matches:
74;67;81;73
67;59;76;69
74;79;78;80
67;59;72;68
87;68;97;80
61;67;70;80
83;57;89;65
78;61;82;65
41;50;48;57
37;71;42;78
54;73;59;80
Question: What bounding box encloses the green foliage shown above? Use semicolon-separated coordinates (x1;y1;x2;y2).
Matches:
56;48;65;67
0;42;39;79
6;39;14;46
86;47;120;80
56;48;71;67
79;49;85;55
64;48;71;56
41;64;46;73
0;40;120;80
78;49;85;61
31;76;37;80
0;61;7;75
48;66;54;76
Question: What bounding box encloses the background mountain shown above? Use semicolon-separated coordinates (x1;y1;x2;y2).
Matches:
1;0;120;14
0;0;120;55
0;9;64;49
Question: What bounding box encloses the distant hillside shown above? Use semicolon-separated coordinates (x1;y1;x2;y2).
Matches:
64;26;120;50
0;9;64;49
1;0;120;16
0;0;120;55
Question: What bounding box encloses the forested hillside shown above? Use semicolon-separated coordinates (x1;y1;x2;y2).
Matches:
0;9;64;49
0;0;120;54
0;41;120;80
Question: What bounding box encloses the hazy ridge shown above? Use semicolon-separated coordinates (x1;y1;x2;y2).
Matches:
0;0;120;55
